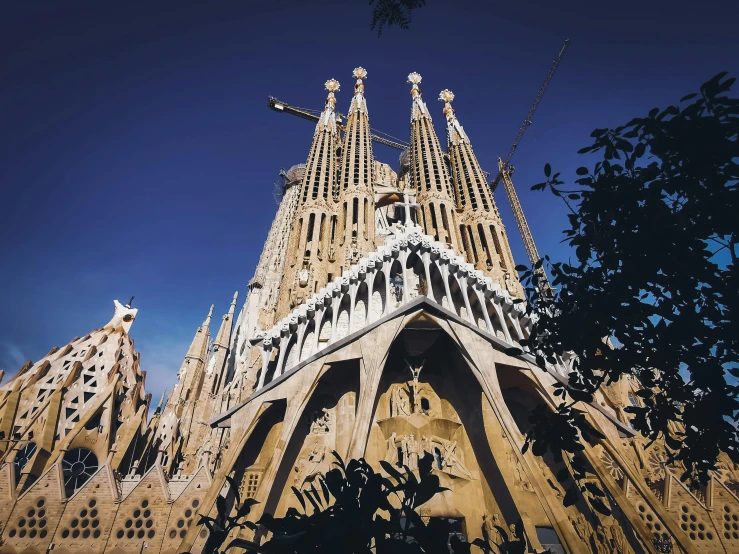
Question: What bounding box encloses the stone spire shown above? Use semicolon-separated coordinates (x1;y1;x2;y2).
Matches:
299;79;340;205
338;67;376;266
0;300;149;492
213;292;237;350
276;80;343;319
407;73;461;251
173;304;212;406
149;303;213;474
440;90;521;296
183;292;239;473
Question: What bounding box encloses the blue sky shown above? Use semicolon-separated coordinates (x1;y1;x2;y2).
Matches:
1;0;737;403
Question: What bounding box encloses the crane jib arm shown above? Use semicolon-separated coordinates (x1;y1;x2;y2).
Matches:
267;96;408;151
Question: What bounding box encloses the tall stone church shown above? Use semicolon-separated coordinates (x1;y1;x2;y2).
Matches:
0;69;736;554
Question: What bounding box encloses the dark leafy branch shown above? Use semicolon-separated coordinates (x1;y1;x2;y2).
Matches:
201;452;533;553
517;71;739;490
369;0;427;36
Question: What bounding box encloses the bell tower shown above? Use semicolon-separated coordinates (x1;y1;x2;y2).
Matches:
440;89;522;297
337;67;376;267
407;72;461;251
276;79;342;319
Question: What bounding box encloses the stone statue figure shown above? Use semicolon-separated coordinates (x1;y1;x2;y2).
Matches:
406;434;420;470
482;513;502;551
385;432;398;464
392;386;411;417
508;523;519;541
595;525;611;552
608;522;634;554
405;358;425;414
570;514;594;550
420;435;431;456
442;440;473;480
507;450;533;491
293;444;326;486
310;408;331;434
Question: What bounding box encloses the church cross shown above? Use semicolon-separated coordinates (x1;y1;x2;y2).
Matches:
394;193;420;226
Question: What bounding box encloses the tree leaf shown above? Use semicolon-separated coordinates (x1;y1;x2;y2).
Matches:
563;485;578;507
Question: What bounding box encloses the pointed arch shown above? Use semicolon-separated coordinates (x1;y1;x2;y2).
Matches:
300;321;316;361
405;252;425;300
262;360;360;519
467;285;487;330
335;295;351;341
317;308;332;351
447;274;466;319
353;282;369;332
429;262;447;309
283;334;299;374
361;324;524;528
389;259;403;309
371;271;386;320
485;300;507;342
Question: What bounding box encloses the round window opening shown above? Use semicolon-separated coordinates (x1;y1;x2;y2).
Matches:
62;448;99;495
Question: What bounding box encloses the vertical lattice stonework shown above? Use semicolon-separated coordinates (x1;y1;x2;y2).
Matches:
440;89;523;298
337;67;376;265
407;73;461;252
275;79;341;321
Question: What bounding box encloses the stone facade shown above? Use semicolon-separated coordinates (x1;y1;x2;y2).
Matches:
0;68;736;554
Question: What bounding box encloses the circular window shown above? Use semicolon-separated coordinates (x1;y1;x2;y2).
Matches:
62;448;99;495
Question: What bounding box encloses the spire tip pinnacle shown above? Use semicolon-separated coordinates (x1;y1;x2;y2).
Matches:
324;79;340;93
439;89;455;104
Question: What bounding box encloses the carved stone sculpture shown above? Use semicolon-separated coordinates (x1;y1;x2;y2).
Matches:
442;440;473;479
571;514;594;550
310;407;331;434
407;434;419;470
482;513;502;551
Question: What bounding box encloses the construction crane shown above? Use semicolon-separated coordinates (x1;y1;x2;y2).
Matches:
268;96;409;151
491;39;570;192
491;39;570;290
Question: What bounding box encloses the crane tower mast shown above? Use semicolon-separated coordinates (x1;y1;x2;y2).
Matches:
492;39;570;289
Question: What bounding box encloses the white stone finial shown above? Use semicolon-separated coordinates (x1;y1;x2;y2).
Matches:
439;89;456;119
353;67;367;97
324;79;340;93
408;73;423;101
323;79;340;112
439;89;454;103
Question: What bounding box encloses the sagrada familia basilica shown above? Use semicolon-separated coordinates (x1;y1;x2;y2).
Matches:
0;68;737;554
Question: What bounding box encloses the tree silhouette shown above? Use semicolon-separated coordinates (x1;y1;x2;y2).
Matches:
199;451;524;553
369;0;427;36
516;71;739;491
